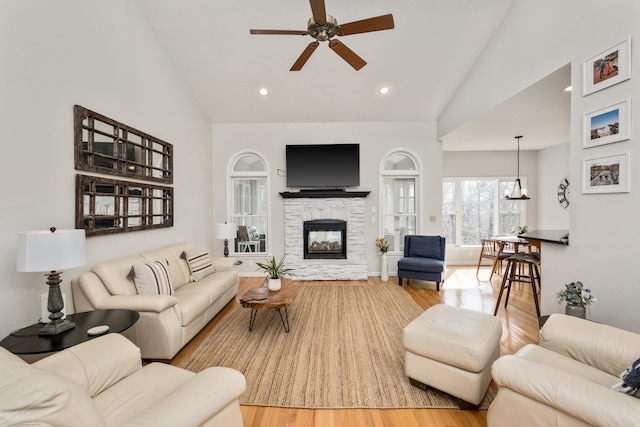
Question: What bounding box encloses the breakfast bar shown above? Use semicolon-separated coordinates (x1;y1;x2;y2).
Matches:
520;229;569;246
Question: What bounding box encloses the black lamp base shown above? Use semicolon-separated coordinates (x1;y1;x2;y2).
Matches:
223;239;230;257
38;270;75;335
39;318;75;335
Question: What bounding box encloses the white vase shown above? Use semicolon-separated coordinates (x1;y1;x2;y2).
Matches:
381;253;389;282
267;277;281;291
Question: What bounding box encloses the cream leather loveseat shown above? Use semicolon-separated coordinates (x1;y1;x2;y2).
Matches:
72;242;238;360
489;314;640;426
0;333;246;426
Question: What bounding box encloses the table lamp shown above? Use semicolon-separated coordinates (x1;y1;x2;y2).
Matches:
17;227;86;335
216;222;237;257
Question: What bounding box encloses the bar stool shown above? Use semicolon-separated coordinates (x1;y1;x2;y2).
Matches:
493;253;541;317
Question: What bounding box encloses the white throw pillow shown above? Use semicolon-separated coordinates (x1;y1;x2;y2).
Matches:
182;247;215;282
131;259;174;295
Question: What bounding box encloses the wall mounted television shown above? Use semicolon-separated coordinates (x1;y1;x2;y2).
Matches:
285;143;360;188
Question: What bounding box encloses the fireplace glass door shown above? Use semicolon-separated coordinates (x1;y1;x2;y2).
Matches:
307;230;342;255
304;220;347;259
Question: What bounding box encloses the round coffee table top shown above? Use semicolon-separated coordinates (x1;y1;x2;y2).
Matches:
0;309;139;355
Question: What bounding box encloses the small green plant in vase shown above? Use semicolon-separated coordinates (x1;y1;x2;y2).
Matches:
556;281;596;319
256;256;295;291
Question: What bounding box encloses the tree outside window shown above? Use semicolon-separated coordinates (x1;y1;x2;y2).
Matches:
442;178;525;246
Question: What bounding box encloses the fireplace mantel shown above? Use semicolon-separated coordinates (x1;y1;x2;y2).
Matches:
280;190;370;199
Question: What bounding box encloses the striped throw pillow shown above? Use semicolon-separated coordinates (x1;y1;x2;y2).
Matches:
182;247;215;282
132;259;174;295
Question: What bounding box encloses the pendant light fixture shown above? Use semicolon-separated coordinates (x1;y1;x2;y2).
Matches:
505;135;530;200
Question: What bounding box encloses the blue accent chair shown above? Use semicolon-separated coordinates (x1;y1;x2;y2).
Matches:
398;235;446;291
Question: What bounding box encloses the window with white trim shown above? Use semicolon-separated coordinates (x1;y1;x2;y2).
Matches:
229;152;268;254
380;152;420;253
442;177;526;246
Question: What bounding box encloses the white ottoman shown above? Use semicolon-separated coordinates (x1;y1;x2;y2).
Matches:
403;304;502;408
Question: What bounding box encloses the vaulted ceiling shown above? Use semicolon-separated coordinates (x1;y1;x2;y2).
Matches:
135;0;570;151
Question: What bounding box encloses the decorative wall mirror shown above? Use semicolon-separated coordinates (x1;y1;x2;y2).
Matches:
74;105;173;184
76;174;173;236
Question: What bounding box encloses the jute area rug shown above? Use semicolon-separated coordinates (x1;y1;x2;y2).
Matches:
179;282;496;409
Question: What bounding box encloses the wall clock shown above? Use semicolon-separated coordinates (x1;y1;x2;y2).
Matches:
557;177;570;210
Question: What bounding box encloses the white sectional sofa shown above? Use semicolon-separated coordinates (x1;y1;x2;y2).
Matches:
489;313;640;426
0;333;246;427
72;242;239;360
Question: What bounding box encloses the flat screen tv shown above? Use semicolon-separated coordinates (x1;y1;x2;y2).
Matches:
285;143;360;188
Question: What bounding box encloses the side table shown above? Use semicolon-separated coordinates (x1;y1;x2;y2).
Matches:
0;309;139;356
538;315;550;329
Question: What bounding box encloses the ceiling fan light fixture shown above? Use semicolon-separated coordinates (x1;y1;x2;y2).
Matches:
505;135;530;200
307;15;338;41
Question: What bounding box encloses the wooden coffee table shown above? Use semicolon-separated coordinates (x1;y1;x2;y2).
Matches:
239;280;298;333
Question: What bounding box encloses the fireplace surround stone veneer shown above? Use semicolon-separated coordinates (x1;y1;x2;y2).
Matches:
283;194;368;280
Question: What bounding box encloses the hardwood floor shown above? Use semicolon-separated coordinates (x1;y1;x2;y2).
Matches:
171;265;540;427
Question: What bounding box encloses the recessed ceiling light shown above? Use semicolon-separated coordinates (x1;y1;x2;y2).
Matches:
378;86;390;95
259;88;270;96
563;85;572;92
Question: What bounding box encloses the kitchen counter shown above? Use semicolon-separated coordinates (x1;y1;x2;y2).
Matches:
521;229;569;245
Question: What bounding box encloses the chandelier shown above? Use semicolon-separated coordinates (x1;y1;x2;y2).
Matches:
504;135;530;200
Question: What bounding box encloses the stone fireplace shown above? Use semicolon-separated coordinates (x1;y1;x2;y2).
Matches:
281;190;369;280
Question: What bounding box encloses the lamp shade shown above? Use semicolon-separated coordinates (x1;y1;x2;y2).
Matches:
216;223;237;240
17;228;86;272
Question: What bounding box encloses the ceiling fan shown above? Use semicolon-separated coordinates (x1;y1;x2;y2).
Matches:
249;0;394;71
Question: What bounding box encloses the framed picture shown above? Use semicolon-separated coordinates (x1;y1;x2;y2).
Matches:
582;152;630;194
582;37;631;96
583;98;631;148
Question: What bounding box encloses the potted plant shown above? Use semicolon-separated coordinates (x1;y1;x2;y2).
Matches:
556;281;596;319
256;256;295;291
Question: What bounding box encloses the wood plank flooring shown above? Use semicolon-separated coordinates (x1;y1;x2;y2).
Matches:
171;265;540;427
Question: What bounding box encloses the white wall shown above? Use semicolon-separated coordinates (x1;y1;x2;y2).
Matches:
439;0;638;139
440;0;640;332
443;150;538;265
0;1;212;337
537;142;570;229
211;122;441;276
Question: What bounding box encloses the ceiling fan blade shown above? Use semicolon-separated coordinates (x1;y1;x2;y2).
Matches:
290;42;320;71
309;0;327;24
338;14;395;36
328;39;367;70
250;29;309;36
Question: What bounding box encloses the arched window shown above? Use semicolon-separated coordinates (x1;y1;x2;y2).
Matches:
380;151;420;253
228;152;269;255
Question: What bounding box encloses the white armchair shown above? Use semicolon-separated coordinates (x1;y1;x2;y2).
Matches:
0;333;246;427
489;314;640;426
